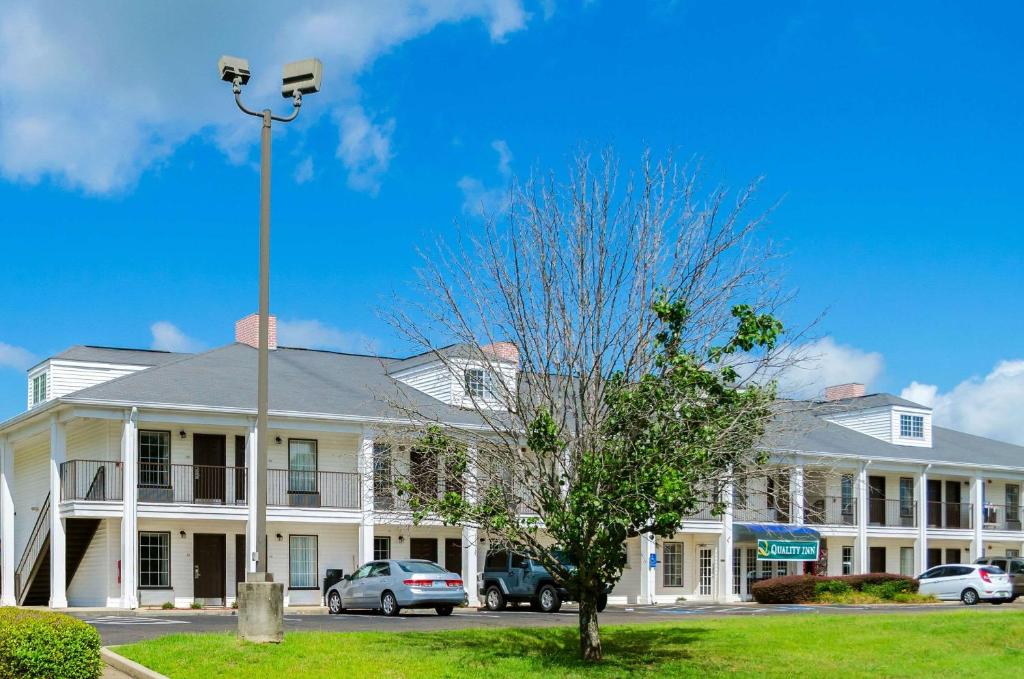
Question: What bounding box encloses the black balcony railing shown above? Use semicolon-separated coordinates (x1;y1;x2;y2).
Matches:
866;497;917;527
268;469;360;509
926;501;973;529
60;459;123;501
803;496;857;526
982;504;1023;531
138;463;247;505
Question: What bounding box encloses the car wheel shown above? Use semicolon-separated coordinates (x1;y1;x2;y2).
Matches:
961;588;979;606
435;605;454;616
381;591;401;617
485;585;507;611
597;593;608;613
536;584;561;613
328;591;343;615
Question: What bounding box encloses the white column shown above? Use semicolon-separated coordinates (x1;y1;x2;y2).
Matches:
639;533;656;604
357;430;375;567
790;460;805;526
120;408;139;609
461;445;479;606
718;477;735;602
0;436;14;606
971;473;984;560
856;463;869;574
49;417;68;608
917;466;929;575
245;418;259;574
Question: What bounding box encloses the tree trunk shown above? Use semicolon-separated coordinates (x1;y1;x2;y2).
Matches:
578;592;603;661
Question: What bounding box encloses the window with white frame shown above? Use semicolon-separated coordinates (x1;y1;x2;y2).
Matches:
663;542;684;587
841;474;855;517
900;414;924;439
139;431;171;487
464;368;494;399
899;477;914;517
373;442;394;509
139;531;170;589
289;535;318;589
841;545;853;576
288;439;317;493
31;372;48;406
899;547;914;576
374;536;391;561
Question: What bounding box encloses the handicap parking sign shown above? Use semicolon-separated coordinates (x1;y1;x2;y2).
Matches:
649;553;657;568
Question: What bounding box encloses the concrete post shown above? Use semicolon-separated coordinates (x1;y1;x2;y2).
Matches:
357;430;375;566
461;445;479;606
0;436;14;606
639;533;657;604
917;466;929;575
246;419;259;573
971;473;984;560
719;477;735;602
856;463;869;574
49;417;68;608
120;408;139;609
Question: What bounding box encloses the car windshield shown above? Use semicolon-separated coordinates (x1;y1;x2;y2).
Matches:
396;560;448;574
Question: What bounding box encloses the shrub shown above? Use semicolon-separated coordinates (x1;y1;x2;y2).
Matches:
863;579;916;600
161;602;175;610
844;573;918;592
0;608;101;679
751;575;822;603
190;601;203;610
815;580;852;596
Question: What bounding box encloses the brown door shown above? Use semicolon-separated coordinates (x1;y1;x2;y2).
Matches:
410;538;438;563
193;434;226;503
234;436;247;504
945;548;961;564
868;476;886;525
945;481;962;528
869;546;886;573
444;538;462;573
194;533;226;603
927;548;942;569
235;534;247;596
927;479;942;527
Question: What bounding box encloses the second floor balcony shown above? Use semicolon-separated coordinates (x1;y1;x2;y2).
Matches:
60;460;360;510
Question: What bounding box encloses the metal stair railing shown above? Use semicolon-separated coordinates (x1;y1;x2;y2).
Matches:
14;492;51;604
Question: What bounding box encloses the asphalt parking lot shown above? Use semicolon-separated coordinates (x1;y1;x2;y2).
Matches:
75;601;1020;645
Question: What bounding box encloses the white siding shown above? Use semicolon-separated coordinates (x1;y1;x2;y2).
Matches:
391;362;454;404
825;407;896;443
49;360;152;400
12;436;49;559
67;518;121;607
890;407;933;448
66;419;119;462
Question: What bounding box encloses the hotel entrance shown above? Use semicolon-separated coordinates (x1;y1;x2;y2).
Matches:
733;523;822;600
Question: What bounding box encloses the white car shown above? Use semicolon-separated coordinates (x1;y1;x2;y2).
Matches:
917;564;1013;605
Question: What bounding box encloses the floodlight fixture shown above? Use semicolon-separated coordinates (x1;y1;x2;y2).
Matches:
281;58;323;98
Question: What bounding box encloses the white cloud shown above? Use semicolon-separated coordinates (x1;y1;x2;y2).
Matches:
335;106;395;195
770;336;885;399
0;1;528;195
0;341;35;371
293;157;314;185
150;322;205;353
901;360;1024;444
278;319;379;353
458;139;514;216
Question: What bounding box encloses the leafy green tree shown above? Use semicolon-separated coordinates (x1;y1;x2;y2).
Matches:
384;150;785;661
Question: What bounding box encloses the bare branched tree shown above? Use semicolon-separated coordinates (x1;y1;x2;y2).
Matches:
378;149;794;661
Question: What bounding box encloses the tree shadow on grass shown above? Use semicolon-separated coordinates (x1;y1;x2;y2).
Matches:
409;624;709;675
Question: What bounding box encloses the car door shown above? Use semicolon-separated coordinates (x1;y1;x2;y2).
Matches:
367;562;393;608
346;564;373;607
508;553;529;597
917;566;947;599
942;566;970;598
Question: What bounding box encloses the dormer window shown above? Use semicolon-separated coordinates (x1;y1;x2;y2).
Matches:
31;372;48;407
900;414;924;439
464;368;494;399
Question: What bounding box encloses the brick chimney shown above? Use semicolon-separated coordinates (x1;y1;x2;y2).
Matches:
482;341;519;364
235;313;277;350
824;383;866;401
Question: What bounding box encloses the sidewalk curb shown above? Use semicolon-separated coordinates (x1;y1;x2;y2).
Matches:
101;648;169;679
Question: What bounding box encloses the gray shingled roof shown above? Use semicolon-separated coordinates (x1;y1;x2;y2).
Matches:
63;343;488;426
52;346;187;366
813;393;928;411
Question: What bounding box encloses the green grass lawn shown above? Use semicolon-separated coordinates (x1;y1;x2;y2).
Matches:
116;610;1024;678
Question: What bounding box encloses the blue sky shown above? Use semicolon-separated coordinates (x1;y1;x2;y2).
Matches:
1;1;1022;441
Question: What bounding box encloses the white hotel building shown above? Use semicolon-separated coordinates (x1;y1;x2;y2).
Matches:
1;316;1023;609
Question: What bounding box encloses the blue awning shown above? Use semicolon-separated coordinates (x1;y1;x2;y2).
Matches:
733;523;821;542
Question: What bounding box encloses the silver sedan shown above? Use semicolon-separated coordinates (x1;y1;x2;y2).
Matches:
326;559;467;616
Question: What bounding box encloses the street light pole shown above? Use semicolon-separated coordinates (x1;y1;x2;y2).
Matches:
219;55;321;642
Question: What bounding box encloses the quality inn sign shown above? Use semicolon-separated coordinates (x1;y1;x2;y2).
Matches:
756;539;819;561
